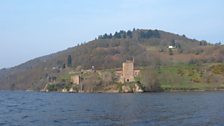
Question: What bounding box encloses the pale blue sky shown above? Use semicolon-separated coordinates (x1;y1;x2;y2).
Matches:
0;0;223;68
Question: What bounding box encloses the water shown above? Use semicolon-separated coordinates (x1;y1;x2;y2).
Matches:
0;91;224;126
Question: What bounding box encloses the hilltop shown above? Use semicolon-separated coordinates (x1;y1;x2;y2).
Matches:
0;29;223;91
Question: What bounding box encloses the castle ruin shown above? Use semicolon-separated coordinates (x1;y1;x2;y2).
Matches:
116;60;140;83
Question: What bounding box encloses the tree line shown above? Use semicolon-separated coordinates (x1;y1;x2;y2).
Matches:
98;29;160;40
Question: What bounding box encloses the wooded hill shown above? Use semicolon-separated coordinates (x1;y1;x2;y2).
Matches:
0;29;223;90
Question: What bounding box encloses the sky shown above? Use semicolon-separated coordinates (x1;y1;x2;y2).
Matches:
0;0;223;68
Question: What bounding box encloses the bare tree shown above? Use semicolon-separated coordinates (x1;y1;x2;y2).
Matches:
139;67;161;91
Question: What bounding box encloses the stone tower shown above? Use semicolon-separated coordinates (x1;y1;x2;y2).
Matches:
122;60;134;82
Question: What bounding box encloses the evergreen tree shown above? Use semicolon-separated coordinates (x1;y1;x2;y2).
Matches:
109;33;113;39
127;30;132;38
67;55;72;67
114;32;121;39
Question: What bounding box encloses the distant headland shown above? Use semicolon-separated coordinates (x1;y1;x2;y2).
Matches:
0;29;224;92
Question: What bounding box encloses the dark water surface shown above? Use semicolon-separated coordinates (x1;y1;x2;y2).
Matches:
0;91;224;126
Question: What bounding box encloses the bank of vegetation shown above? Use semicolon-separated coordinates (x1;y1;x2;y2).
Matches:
45;63;224;93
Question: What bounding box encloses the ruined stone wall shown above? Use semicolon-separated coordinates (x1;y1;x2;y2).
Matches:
71;75;80;84
134;70;140;76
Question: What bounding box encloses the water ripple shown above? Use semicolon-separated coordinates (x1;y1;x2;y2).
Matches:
0;91;224;125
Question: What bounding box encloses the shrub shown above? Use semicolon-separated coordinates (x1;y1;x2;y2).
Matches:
169;48;173;55
210;64;224;75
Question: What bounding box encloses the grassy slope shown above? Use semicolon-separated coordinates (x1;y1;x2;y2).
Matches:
159;64;224;90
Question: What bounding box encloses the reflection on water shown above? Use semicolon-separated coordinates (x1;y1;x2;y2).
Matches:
0;91;224;126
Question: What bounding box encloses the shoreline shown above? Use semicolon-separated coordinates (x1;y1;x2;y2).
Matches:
2;88;224;93
37;88;224;93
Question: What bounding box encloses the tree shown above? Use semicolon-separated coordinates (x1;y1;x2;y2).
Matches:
176;43;181;49
171;40;176;47
103;33;108;39
215;42;221;46
153;29;160;38
127;30;132;38
114;32;121;39
139;30;160;39
109;33;113;39
200;40;207;46
169;48;173;55
98;35;103;39
119;30;126;39
67;55;72;67
139;68;161;92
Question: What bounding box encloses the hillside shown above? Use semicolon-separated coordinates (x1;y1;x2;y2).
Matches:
0;29;223;90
